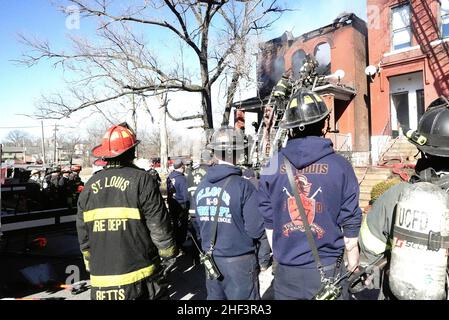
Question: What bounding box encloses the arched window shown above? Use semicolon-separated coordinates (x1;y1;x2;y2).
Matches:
272;56;285;83
291;50;306;79
314;42;331;75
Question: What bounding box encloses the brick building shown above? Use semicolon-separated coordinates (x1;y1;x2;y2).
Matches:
235;13;371;165
367;0;449;163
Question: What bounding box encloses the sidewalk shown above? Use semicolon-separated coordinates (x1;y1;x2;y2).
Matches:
21;251;274;300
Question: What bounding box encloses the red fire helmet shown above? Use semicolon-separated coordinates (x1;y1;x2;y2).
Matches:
93;158;108;167
92;124;140;159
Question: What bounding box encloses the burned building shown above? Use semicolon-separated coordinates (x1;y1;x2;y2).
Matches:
234;13;371;165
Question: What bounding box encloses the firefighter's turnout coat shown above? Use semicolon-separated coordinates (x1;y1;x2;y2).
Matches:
77;165;176;300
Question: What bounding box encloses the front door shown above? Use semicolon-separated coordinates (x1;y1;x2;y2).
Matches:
389;72;424;136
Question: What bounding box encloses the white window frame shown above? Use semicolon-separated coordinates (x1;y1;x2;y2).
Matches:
441;0;449;38
391;3;412;51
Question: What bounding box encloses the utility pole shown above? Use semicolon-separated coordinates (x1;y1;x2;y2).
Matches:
41;121;46;165
53;124;58;164
159;96;169;174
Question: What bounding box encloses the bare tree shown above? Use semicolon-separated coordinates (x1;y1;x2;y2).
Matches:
2;130;34;147
138;123;185;159
58;134;83;161
18;0;286;130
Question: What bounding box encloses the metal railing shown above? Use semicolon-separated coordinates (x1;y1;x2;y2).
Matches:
375;118;392;164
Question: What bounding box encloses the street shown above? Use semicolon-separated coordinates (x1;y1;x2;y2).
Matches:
0;224;274;300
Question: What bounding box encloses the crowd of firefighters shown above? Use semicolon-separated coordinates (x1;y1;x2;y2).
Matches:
1;164;85;212
73;87;449;300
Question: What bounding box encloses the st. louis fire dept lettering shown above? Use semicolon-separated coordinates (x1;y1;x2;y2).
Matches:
93;219;128;232
280;163;329;175
397;206;429;232
91;176;130;194
96;289;126;300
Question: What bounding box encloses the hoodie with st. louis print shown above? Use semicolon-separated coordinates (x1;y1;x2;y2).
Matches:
193;164;265;257
258;136;362;267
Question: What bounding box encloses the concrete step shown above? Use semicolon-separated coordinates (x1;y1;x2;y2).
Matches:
358;180;388;188
354;167;392;175
360;185;374;193
381;154;417;161
385;147;418;153
386;149;418;155
357;180;390;188
357;173;391;181
359;191;372;202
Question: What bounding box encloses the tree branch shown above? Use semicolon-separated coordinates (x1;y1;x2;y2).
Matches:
166;107;203;121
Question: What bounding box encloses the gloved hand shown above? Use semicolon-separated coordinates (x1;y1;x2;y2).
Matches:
161;257;177;277
348;266;374;293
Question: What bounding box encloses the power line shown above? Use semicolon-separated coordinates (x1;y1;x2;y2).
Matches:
0;125;79;129
0;126;45;129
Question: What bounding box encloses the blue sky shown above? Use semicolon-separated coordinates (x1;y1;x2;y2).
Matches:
0;0;367;141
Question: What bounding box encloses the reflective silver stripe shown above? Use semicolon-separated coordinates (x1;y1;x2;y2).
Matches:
360;216;387;255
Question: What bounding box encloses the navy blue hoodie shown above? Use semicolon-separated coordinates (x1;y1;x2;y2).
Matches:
167;170;189;204
193;164;264;257
258;137;362;267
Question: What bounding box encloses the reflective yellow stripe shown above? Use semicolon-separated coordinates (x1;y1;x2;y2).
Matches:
83;208;140;222
289;98;298;108
90;265;157;287
360;216;387;255
277;83;288;89
159;245;177;258
303;95;314;104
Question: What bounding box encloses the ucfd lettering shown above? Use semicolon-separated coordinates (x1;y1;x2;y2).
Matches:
397;206;429;232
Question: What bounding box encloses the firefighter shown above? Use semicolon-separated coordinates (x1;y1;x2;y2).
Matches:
27;169;42;209
76;123;177;300
258;89;362;300
28;169;41;185
187;151;213;206
59;166;73;208
167;159;190;252
147;162;161;185
193;126;265;300
241;167;272;272
187;150;213;265
358;97;449;300
69;166;84;206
